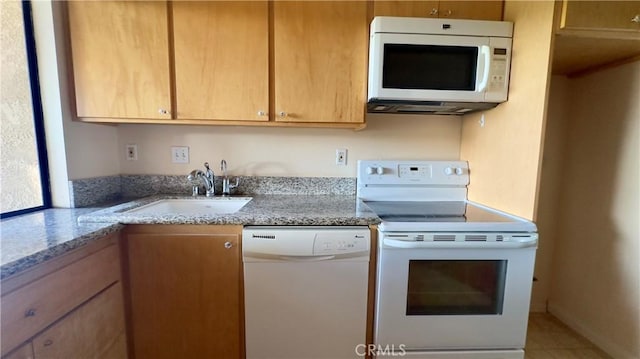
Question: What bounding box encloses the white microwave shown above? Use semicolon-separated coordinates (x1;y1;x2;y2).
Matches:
368;17;513;115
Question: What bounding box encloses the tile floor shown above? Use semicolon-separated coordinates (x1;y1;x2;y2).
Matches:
525;313;612;359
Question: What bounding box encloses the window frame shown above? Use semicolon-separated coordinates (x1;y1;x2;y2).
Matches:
1;0;52;219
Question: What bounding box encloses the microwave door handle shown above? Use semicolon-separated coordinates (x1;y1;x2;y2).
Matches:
477;45;491;92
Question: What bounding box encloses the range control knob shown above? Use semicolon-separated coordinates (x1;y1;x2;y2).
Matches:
455;167;464;175
444;167;454;175
367;166;384;175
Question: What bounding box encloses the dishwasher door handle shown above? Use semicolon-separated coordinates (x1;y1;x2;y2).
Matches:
277;255;336;262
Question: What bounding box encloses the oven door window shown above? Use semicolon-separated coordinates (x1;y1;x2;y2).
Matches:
382;44;478;91
407;260;507;315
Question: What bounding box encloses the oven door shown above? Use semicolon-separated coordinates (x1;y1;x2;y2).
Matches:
374;232;536;351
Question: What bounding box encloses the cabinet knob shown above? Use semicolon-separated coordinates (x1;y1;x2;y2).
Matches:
158;108;170;115
429;8;438;16
632;15;640;23
278;111;288;118
224;241;233;249
257;110;267;117
25;308;36;317
442;9;452;17
43;339;53;347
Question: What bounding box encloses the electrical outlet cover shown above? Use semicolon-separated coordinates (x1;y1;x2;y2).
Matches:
336;148;347;166
126;144;138;161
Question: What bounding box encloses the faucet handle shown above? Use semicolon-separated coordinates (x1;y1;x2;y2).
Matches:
220;159;227;173
229;177;239;190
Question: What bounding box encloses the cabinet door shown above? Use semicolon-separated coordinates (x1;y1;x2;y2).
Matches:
560;0;640;32
2;342;33;359
32;283;126;358
373;1;439;17
273;2;368;124
68;1;172;119
373;1;502;20
173;1;269;121
439;1;503;21
127;228;241;359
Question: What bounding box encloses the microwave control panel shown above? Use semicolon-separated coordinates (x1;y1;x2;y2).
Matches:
489;48;508;90
487;37;512;98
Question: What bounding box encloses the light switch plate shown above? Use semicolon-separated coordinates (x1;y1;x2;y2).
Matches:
171;146;189;164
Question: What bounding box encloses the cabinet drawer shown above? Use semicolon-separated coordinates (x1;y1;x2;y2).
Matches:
32;282;126;358
0;244;120;355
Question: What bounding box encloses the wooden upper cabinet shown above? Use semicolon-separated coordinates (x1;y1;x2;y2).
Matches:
172;2;269;121
442;1;503;20
67;1;172;119
559;0;640;32
373;1;440;18
373;0;503;21
273;2;368;124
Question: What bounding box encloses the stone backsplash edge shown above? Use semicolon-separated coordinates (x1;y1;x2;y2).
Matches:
69;175;356;207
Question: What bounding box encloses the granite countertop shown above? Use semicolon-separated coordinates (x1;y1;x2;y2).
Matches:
1;195;380;280
79;194;380;226
0;208;123;280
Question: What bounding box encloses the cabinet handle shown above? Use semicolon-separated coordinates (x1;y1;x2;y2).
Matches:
442;9;452;17
429;8;438;16
257;110;267;117
158;108;170;115
278;111;288;118
25;308;36;317
224;241;233;249
632;15;640;23
43;339;53;347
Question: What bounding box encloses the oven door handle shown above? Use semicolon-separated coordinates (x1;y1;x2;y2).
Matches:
383;238;537;249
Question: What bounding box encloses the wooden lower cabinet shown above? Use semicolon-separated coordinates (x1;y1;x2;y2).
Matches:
32;283;126;358
2;343;33;359
0;233;126;359
124;225;243;359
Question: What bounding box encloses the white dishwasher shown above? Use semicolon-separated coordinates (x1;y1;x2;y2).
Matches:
243;226;370;359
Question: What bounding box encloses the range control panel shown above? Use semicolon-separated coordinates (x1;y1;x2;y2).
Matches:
356;160;470;201
358;160;469;185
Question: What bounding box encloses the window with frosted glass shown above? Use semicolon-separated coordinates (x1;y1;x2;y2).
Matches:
1;1;50;217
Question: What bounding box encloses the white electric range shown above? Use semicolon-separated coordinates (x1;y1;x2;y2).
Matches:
357;160;537;359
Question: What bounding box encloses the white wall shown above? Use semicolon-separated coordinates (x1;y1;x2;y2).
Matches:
530;75;570;312
548;61;640;359
117;114;462;177
460;0;555;220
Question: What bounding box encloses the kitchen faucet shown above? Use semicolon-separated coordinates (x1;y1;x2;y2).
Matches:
187;162;215;197
220;159;239;196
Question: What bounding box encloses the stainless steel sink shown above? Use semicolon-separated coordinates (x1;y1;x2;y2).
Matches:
125;198;252;215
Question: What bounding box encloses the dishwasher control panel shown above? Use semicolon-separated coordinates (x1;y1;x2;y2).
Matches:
243;226;370;259
313;232;369;255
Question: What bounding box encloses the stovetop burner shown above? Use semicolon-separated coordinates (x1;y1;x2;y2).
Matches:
357;160;537;232
365;200;514;224
377;214;466;222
